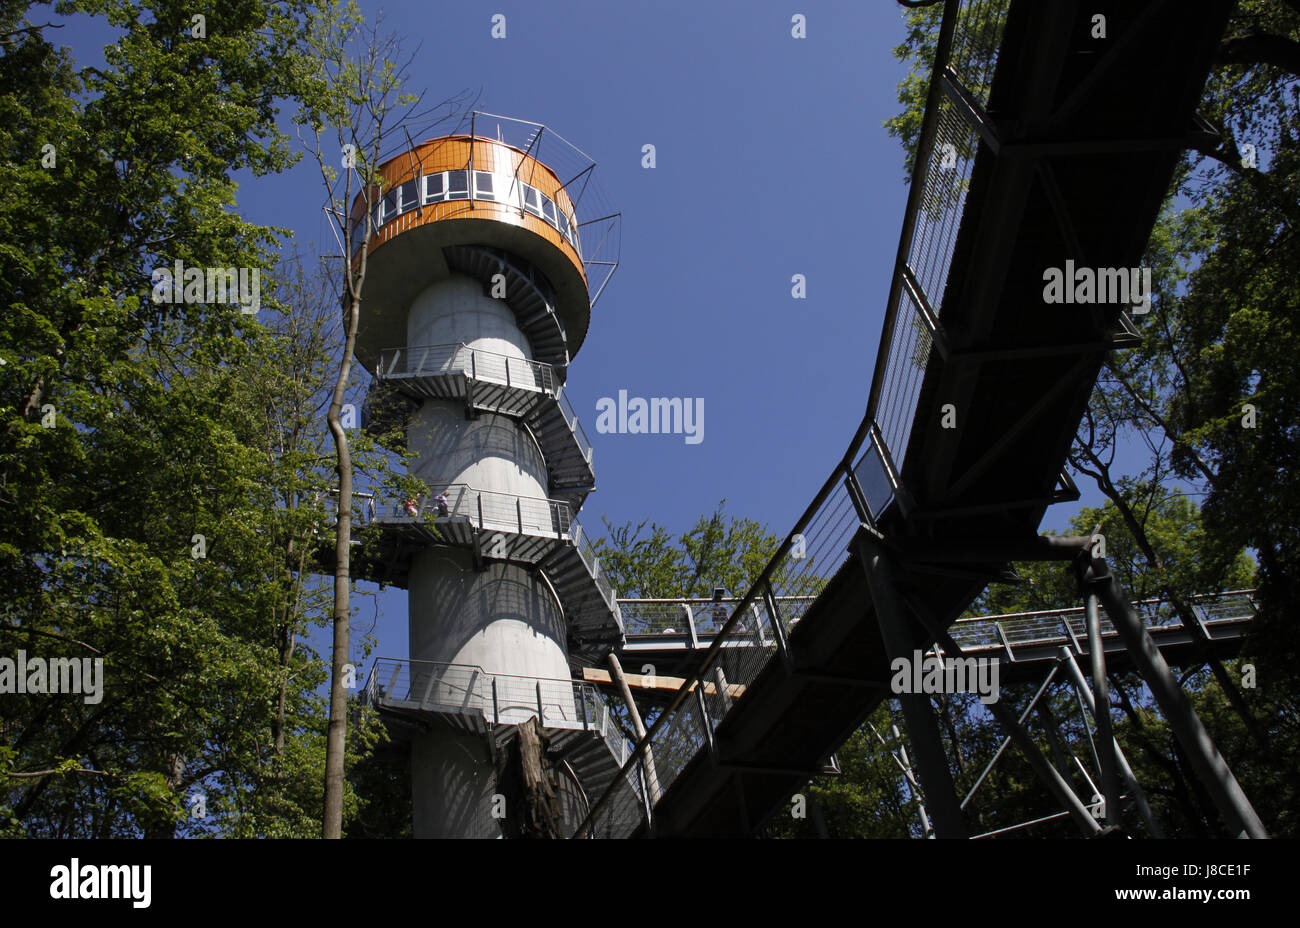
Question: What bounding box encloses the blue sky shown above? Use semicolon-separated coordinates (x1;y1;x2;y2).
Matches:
52;1;1126;666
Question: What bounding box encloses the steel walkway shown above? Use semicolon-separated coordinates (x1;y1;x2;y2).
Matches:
614;590;1255;694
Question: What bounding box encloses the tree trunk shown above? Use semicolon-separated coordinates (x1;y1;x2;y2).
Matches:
322;288;362;839
496;718;565;838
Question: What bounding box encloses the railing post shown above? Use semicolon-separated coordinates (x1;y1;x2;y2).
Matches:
844;468;873;526
871;423;910;516
505;355;511;387
763;579;792;668
695;684;716;760
516;496;523;534
994;621;1016;664
638;756;655;835
1060;614;1084;653
714;665;733;714
419;667;437;709
579;684;589;730
477;492;484;531
683;604;698;649
536;681;545;724
492;677;499;725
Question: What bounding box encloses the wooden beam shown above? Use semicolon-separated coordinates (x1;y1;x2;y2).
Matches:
581;667;745;699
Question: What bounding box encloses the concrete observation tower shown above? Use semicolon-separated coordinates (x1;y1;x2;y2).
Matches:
348;114;636;837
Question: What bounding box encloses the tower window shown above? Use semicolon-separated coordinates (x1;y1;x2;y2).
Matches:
380;189;399;224
523;185;542;217
422;173;446;203
473;171;495;200
398;180;417;214
541;196;557;227
447;170;469;200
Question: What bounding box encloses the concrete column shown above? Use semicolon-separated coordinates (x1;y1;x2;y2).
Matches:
402;274;576;837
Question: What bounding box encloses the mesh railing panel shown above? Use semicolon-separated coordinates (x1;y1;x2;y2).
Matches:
585;760;648;838
366;659;599;728
1197;591;1257;622
767;481;859;632
877;289;933;459
949;590;1260;651
908;95;980;310
647;699;708;800
556;385;594;465
948;0;1011;108
378;484;572;537
572;523;617;609
725;602;779;693
872;0;1007;476
615;597;814;639
618;601;694;635
377;343;555;394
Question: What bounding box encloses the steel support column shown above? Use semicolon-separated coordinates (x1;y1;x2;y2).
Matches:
856;531;966;838
898;588;1101;836
1082;557;1268;838
1058;647;1164;838
1083;588;1122;829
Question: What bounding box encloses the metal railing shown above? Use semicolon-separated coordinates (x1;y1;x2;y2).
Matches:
950;589;1258;652
377;483;572;538
370;485;619;623
365;657;606;731
375;343;594;469
866;0;1012;470
363;658;644;816
617;596;817;639
323;489;377;526
572;522;619;614
352;111;621;311
377;343;556;394
556;385;594;467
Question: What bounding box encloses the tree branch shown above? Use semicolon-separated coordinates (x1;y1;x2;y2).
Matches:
1216;32;1300;78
